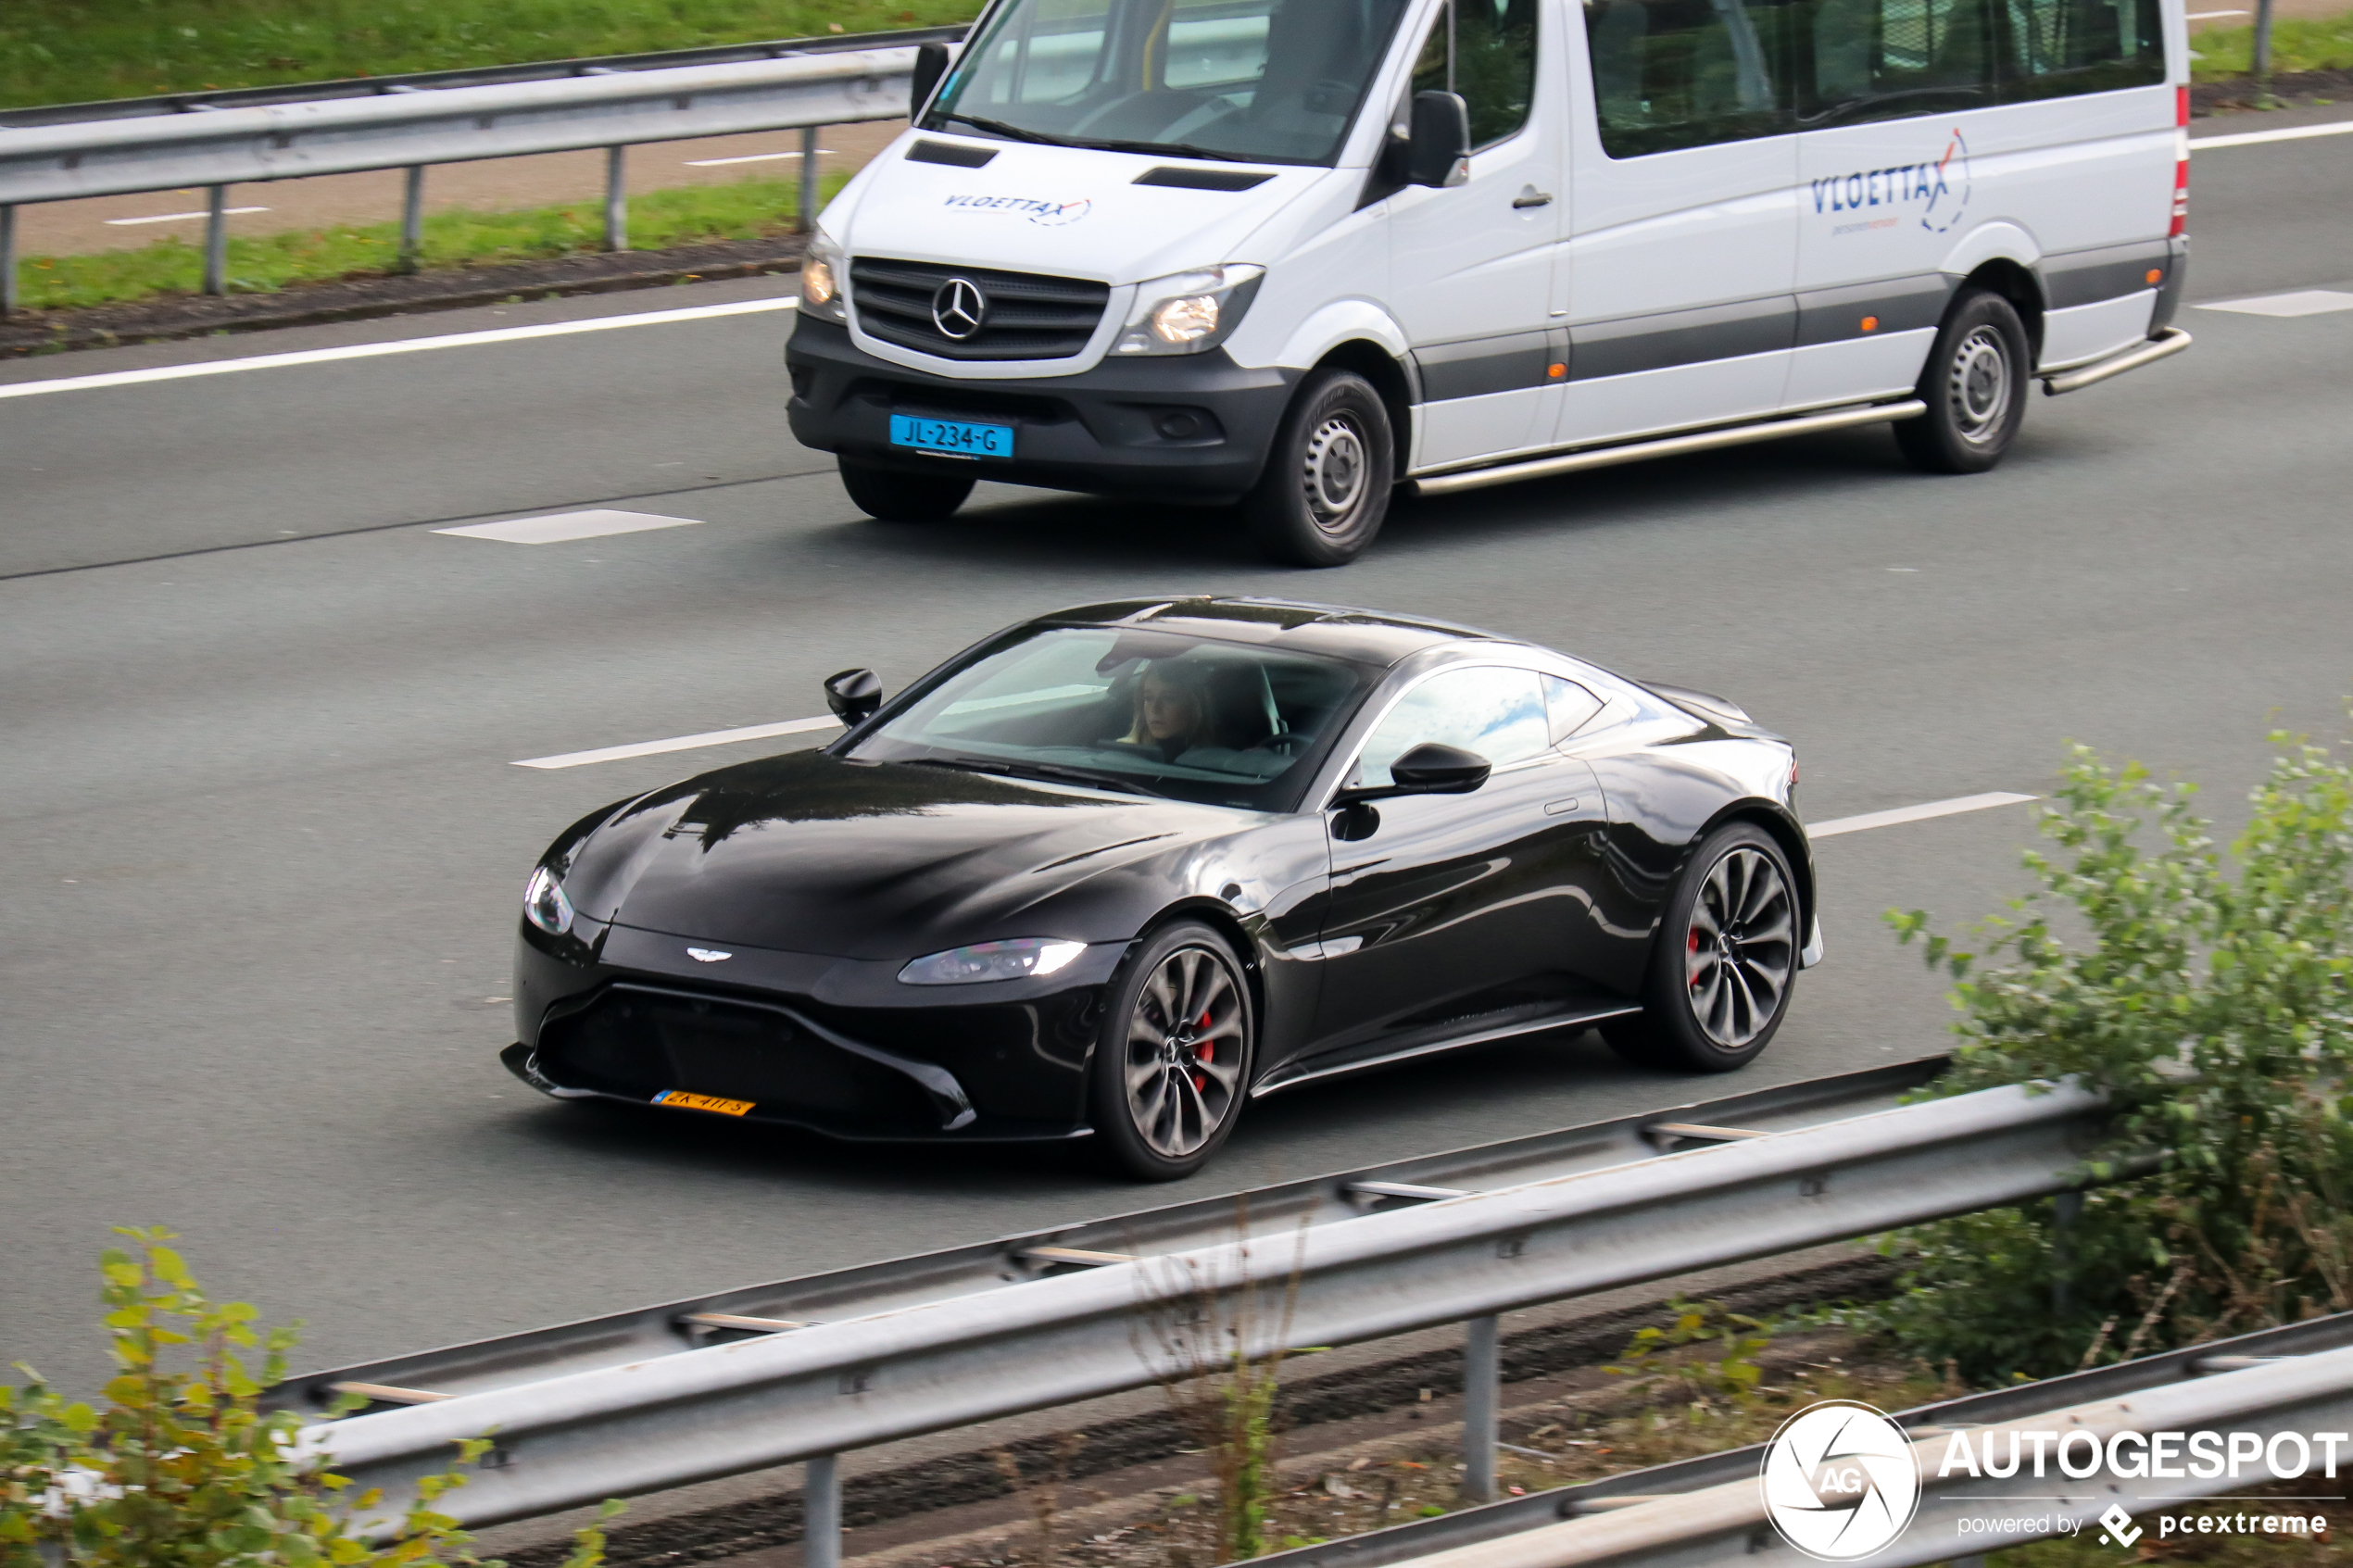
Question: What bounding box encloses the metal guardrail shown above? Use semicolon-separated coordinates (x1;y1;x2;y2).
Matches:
1251;1303;2353;1568
1347;1318;2353;1568
0;30;960;315
294;1071;2113;1557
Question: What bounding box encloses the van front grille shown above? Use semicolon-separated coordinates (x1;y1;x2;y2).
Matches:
850;257;1110;362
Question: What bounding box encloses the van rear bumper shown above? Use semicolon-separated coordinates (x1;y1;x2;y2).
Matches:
785;318;1299;504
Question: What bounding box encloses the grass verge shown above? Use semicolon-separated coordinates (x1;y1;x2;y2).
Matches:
10;171;846;314
0;0;987;111
2192;7;2353;77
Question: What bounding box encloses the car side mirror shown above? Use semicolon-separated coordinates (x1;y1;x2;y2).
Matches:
911;41;951;120
1338;742;1491;805
824;667;883;726
1406;90;1471;188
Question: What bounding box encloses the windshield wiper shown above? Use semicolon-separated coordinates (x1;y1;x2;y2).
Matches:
907;756;1163;798
933;111;1067;145
1073;136;1273;164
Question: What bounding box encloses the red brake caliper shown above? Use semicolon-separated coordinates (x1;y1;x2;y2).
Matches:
1194;1010;1214;1087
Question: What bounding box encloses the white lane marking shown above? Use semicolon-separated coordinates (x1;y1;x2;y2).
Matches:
686;148;836;166
2195;288;2353;317
1808;792;2038;839
107;206;271;225
0;296;798;402
2187;7;2249;14
436;508;702;545
514;716;840;770
2191;119;2353;149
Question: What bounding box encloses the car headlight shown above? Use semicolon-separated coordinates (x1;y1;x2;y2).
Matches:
523;865;574;936
801;230;849;324
1113;265;1265;356
898;937;1088;985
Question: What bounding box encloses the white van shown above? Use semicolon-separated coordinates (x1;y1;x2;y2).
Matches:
786;0;2191;565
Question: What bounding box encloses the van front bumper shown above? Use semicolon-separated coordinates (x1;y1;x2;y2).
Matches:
785;317;1299;504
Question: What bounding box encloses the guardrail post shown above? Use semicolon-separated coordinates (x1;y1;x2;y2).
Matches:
603;145;627;252
0;204;17;319
1463;1314;1500;1502
399;166;425;273
203;184;228;295
804;1452;841;1568
798;124;821;234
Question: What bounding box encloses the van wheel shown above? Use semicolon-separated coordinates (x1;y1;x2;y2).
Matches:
1895;288;2030;475
1244;369;1394;568
838;458;975;521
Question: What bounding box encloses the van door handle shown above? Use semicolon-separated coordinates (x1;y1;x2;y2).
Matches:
1512;187;1554;209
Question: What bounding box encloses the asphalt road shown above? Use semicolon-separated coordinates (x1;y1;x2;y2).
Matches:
4;123;2350;1395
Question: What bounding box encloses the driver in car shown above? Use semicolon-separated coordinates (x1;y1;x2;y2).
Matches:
1124;660;1227;762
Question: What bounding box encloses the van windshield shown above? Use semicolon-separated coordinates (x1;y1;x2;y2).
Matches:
924;0;1414;166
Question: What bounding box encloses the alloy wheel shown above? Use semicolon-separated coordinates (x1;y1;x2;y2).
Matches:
1946;325;2012;445
1683;847;1796;1050
1123;945;1246;1159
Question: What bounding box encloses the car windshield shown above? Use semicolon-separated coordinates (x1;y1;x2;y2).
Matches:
844;625;1376;810
923;0;1415;165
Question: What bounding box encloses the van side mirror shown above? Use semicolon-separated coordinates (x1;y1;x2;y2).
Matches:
824;668;884;726
1406;91;1472;188
911;42;951;120
1337;742;1491;804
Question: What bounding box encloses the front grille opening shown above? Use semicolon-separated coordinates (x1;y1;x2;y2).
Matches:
541;987;939;1134
850;257;1110;362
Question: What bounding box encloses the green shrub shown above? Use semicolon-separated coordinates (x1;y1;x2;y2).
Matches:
1861;728;2353;1385
0;1227;618;1568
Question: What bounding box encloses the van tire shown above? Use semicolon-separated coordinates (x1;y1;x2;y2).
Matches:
838;458;975;521
1895;289;2030;475
1243;369;1394;567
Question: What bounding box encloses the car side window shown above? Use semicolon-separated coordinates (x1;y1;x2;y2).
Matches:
1584;0;1794;157
1541;675;1604;744
1352;666;1552;788
1412;0;1541;149
1800;0;1995;122
1993;0;2162;101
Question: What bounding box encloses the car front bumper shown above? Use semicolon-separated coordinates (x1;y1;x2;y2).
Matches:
784;316;1299;505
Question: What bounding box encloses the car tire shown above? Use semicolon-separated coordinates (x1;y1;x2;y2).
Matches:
838;458;975;521
1894;287;2031;475
1243;369;1395;568
1602;822;1799;1073
1088;921;1255;1181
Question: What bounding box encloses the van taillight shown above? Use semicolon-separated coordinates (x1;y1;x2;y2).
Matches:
2177;84;2190;126
2170;87;2190;238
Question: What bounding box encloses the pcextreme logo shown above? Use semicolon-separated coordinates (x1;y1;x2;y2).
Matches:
1811;127;1972;237
1760;1401;1923;1561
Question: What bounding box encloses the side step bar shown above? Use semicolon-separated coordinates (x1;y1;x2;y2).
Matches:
1408;399;1925;500
2040;326;2192;395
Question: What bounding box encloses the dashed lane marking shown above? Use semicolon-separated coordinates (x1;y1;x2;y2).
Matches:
107;206;271;225
435;509;702;545
513;717;842;770
2195;289;2353;318
685;149;836;166
2190;119;2353;150
0;296;797;402
1807;792;2038;838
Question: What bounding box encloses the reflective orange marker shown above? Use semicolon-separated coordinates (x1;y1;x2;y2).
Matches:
2146;268;2163;285
1546;362;1567;379
1859;316;1879;332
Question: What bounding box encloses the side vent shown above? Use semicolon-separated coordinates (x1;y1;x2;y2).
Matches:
907;140;1000;169
1133;166;1274;192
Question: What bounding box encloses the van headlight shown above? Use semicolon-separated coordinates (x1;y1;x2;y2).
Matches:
1114;265;1265;356
899;937;1088;985
801;230;849;324
523;865;574;936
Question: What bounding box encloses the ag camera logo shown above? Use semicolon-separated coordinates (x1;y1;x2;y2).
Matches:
1761;1401;1922;1561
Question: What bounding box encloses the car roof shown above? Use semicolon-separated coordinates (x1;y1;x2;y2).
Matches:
1033;596;1515;667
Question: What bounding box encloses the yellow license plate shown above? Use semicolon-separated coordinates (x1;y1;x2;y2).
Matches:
653;1089;754;1117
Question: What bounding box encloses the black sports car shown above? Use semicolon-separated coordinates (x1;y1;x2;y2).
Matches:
505;596;1821;1179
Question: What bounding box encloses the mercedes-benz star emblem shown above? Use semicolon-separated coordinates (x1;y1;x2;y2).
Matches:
931;276;988;340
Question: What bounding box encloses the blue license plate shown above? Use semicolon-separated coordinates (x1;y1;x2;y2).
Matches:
890;413;1014;458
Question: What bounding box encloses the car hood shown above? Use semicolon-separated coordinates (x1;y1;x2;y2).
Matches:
560;749;1255;960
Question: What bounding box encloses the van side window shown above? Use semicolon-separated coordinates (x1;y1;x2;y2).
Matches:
1582;0;1793;158
1412;0;1541;149
1801;0;1994;123
1994;0;2163;99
